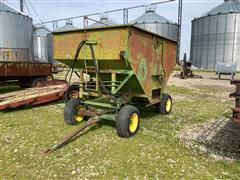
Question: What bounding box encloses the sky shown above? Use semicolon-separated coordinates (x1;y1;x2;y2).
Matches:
6;0;224;58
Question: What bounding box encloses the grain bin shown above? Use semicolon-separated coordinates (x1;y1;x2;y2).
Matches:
0;0;33;62
130;5;178;41
53;25;177;137
190;0;240;70
89;13;117;27
33;26;53;63
54;19;77;32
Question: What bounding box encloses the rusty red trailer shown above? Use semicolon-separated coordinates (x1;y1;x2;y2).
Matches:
0;61;53;87
0;80;68;110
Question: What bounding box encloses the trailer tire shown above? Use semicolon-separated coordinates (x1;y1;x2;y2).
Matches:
157;93;172;114
116;105;140;138
64;98;85;125
64;85;80;101
31;78;45;88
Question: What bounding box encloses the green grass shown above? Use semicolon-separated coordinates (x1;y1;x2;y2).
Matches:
0;84;240;179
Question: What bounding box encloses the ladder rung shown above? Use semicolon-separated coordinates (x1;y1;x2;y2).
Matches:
86;66;95;69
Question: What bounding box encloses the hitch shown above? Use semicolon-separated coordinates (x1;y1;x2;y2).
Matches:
43;118;100;155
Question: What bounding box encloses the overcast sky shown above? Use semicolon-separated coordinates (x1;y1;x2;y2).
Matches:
6;0;223;58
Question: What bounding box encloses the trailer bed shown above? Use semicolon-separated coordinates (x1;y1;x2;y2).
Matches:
0;83;68;110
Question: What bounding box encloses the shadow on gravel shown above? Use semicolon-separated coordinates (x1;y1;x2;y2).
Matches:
202;120;240;160
178;118;240;160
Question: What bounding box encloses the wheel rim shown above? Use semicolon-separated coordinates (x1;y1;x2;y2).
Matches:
129;113;139;133
166;98;172;112
70;91;79;99
47;76;53;81
74;105;84;122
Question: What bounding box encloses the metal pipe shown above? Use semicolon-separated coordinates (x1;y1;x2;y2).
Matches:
176;0;182;65
40;0;176;25
20;0;24;12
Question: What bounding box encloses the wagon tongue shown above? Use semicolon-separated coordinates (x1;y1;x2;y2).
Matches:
43;118;100;155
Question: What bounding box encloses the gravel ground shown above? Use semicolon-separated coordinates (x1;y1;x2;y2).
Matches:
177;118;240;161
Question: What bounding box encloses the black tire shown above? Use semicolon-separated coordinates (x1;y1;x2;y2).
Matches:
64;85;80;101
64;98;85;125
31;77;45;88
116;105;140;138
157;93;172;114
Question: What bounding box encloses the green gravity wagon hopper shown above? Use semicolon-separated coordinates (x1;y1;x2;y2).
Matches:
53;25;177;138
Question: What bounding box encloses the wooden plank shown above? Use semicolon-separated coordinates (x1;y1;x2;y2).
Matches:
0;84;68;110
0;85;66;101
0;89;62;105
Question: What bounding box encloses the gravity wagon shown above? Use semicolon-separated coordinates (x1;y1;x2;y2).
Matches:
53;25;177;137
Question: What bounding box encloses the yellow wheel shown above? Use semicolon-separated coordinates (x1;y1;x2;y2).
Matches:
74;105;85;122
165;98;172;113
64;98;86;125
157;93;172;114
116;105;140;138
129;113;139;133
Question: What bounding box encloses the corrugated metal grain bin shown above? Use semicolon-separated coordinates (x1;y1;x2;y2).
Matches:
33;26;53;63
190;0;240;70
0;0;33;62
131;5;178;42
53;25;177;137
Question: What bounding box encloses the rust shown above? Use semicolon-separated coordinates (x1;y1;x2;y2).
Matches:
0;82;68;110
232;108;240;123
43;118;100;155
78;108;112;117
35;80;67;88
53;25;177;105
230;80;240;123
0;62;52;79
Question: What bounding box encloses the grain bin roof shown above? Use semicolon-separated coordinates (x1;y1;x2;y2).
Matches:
201;0;240;17
54;22;77;32
0;0;28;16
131;6;175;24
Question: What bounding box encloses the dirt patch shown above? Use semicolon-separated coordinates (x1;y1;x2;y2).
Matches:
169;72;237;90
169;72;238;100
177;118;240;161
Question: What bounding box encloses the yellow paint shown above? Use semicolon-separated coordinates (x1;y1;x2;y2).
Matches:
166;98;172;112
74;105;84;122
129;113;139;133
53;27;127;62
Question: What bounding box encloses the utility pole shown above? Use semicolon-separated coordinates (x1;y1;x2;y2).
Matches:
177;0;183;65
20;0;24;12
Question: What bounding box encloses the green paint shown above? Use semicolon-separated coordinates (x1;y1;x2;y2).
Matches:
112;71;133;95
137;58;148;81
83;101;118;109
99;113;116;121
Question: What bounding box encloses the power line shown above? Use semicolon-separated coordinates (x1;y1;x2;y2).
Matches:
24;0;32;17
26;0;43;23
